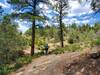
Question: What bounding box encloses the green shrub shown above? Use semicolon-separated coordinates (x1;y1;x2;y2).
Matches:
16;56;32;65
14;63;23;70
33;51;44;58
0;22;30;64
66;44;81;52
0;65;14;75
14;56;32;70
0;52;44;75
67;29;80;44
68;38;74;44
95;38;100;45
0;65;8;75
52;47;65;54
52;43;81;54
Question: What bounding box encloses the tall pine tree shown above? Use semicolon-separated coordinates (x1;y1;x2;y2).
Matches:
7;0;48;55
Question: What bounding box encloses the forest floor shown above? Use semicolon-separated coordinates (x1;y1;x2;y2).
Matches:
9;46;100;75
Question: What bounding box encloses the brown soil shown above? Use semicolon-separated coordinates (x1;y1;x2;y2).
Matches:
64;57;100;75
9;46;100;75
9;52;81;75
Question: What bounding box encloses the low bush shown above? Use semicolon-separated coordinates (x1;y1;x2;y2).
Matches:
68;38;74;44
66;43;81;52
0;64;14;75
52;43;81;54
33;51;44;58
0;55;32;75
14;63;23;70
51;48;65;54
95;38;100;45
15;56;32;65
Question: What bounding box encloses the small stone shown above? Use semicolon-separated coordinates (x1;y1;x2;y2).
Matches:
75;72;82;75
16;72;23;75
81;68;85;73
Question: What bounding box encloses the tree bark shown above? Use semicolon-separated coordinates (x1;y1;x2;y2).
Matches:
31;20;35;55
31;1;36;56
59;1;64;47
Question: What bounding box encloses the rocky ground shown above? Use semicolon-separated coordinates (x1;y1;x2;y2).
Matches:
9;52;80;75
64;56;100;75
9;46;100;75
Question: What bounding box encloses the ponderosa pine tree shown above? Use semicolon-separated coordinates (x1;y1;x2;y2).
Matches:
50;0;69;47
7;0;48;55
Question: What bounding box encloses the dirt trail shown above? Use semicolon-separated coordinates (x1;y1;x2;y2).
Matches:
10;52;81;75
9;46;100;75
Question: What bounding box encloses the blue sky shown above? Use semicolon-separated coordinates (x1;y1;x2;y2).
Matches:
0;0;100;32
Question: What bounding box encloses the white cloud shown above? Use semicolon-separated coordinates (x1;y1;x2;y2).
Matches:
0;2;7;8
0;2;10;8
47;0;94;25
18;23;29;32
81;20;90;23
15;20;30;32
61;0;95;25
68;0;93;17
0;0;96;32
69;18;79;24
63;17;91;25
63;18;79;24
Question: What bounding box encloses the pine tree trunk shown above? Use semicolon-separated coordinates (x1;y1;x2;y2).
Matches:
31;20;35;56
31;1;36;56
59;1;64;47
